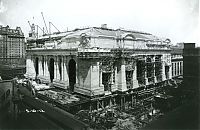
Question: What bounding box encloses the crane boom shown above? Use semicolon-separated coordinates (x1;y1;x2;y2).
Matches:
28;21;36;37
28;21;32;28
49;22;60;32
36;25;45;36
41;12;48;34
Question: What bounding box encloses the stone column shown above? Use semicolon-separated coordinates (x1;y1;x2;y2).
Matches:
169;65;172;79
111;67;117;92
61;56;64;81
99;63;103;88
180;61;183;75
26;56;36;78
38;57;43;77
174;62;176;76
26;57;31;75
175;62;177;76
54;58;57;81
132;61;139;89
118;59;127;92
63;57;69;87
56;63;60;81
44;56;50;78
179;62;181;75
162;55;166;81
99;62;104;88
31;57;36;78
76;58;78;86
41;56;49;83
91;63;99;89
153;56;157;83
168;55;172;79
91;61;104;95
43;56;46;77
144;56;149;85
55;56;60;80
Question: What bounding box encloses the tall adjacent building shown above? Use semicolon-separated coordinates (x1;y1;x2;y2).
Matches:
183;43;200;93
0;25;25;58
0;25;26;79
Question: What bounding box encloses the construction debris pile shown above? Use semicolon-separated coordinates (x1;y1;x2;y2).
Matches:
13;75;184;130
14;78;50;90
38;90;80;104
73;80;181;130
75;103;163;130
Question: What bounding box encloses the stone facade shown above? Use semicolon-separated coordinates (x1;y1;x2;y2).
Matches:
26;27;172;96
171;44;183;77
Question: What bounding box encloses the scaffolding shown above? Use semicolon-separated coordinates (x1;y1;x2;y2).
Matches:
73;81;168;129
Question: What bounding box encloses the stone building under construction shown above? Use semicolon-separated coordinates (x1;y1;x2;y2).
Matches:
26;25;172;97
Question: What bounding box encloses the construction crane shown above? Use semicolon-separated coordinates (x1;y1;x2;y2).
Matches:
49;21;60;35
28;21;32;31
41;12;48;34
28;21;36;38
35;25;45;37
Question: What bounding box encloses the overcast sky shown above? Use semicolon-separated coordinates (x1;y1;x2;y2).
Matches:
0;0;199;45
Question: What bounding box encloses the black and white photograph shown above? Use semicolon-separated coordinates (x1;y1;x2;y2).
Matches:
0;0;199;129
